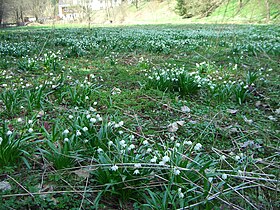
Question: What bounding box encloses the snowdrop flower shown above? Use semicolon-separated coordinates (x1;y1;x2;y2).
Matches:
220;155;226;161
63;129;70;135
234;155;241;161
90;118;96;123
93;101;97;105
174;168;180;175
86;114;91;119
119;140;126;148
69;115;74;119
89;107;96;112
162;155;170;163
208;177;213;182
133;169;140;175
146;148;152;153
76;130;81;136
98;117;102;121
0;137;3;145
143;140;149;145
28;128;33;133
175;143;180;147
184;140;192;146
118;130;124;135
7;130;12;136
85;96;89;100
97;148;103;153
118;121;124;127
134;163;141;168
222;174;228;180
64;138;69;142
84;139;89;143
110;165;118;171
194;143;202;151
128;144;135;150
108;141;114;146
178;188;184;198
28;120;33;124
170;136;175;141
150;156;157;163
82;127;88;132
17;118;23;123
268;115;276;121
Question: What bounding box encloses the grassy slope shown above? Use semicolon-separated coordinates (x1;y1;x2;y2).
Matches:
208;0;280;23
86;0;279;24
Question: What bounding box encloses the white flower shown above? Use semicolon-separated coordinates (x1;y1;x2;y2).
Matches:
97;148;103;153
93;101;97;105
162;155;170;163
64;138;69;142
268;115;276;121
194;143;202;151
28;120;33;124
133;169;140;175
222;174;228;180
146;148;152;153
63;129;70;135
220;155;226;161
98;117;102;121
76;130;81;136
170;136;175;141
275;108;280;115
174;168;180;175
118;121;124;126
184;140;192;146
89;107;96;112
208;177;213;182
159;161;165;165
17;118;23;123
86;114;91;119
28;128;33;133
118;130;124;135
150;156;157;163
119;140;126;148
0;137;3;145
82;127;88;132
128;144;135;150
111;165;118;171
85;96;89;100
178;188;184;198
175;143;180;147
69;115;74;119
234;155;241;161
74;107;78;110
134;163;142;168
90;118;96;123
84;139;89;143
143;140;149;145
7;130;12;136
108;141;114;146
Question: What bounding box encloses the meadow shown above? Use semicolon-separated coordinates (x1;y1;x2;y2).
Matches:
0;24;279;209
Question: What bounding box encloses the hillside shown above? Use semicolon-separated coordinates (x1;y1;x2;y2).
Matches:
84;0;279;24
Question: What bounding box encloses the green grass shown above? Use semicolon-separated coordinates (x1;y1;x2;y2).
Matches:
0;24;279;209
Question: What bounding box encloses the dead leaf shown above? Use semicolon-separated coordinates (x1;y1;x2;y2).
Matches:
227;109;238;115
168;121;185;132
0;181;11;191
181;106;191;113
168;122;178;132
74;169;90;178
37;110;45;118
